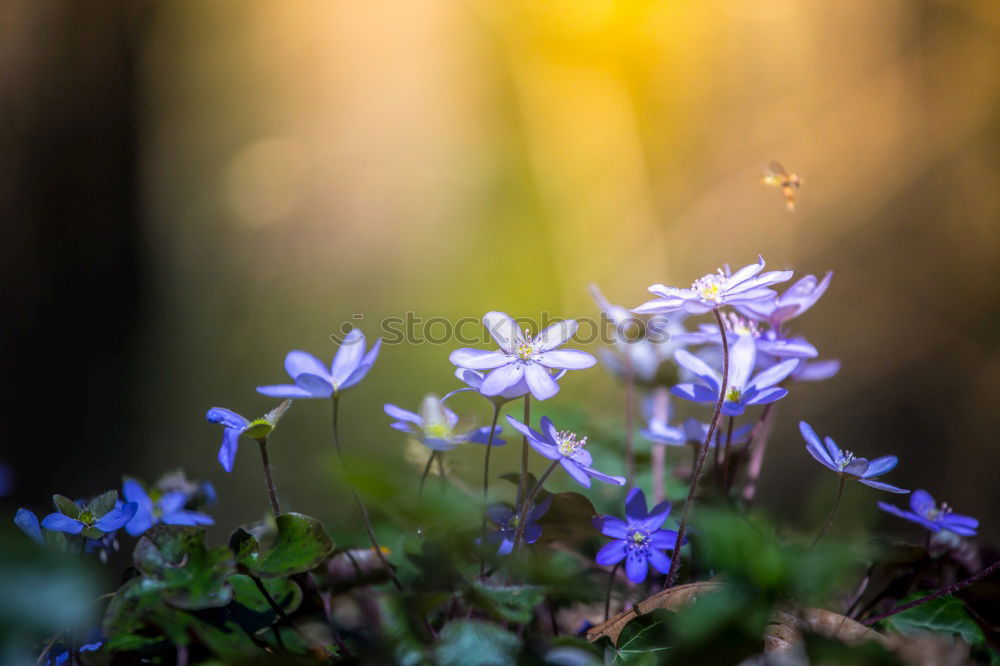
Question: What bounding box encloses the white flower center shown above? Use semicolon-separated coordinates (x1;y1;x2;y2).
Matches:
557;430;587;457
722;312;760;338
837;451;856;470
692;270;727;303
925;502;952;521
515;330;536;361
627;528;652;552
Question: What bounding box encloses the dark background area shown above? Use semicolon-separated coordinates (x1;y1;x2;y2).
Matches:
2;1;1000;545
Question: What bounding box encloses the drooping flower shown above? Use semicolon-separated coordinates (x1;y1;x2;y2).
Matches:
483;496;551;555
593;488;682;583
206;400;291;472
673;312;818;360
14;508;44;545
800;422;908;493
878;490;978;536
257;328;381;399
671;335;798;416
737;272;832;325
384;394;505;452
449;312;596;401
505;415;625;488
633;256;793;316
41;491;138;536
122;478;214;537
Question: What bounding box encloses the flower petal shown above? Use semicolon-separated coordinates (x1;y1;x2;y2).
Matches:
481;363;524;396
625;551;649;583
524;363;560;401
864;456;898;478
449;348;511;370
256;384;320;399
674;350;720;389
337;362;372;390
534;319;578;352
647;549;672;574
859;479;909;494
483;311;521;354
725;258;766;289
205;407;249;431
384;404;421;424
800;422;835;467
534;349;596;370
909;490;935;515
727;335;757;391
748;359;799;392
642;501;672;531
583;466;627;486
595;539;628;566
594;516;629;539
456;367;485;389
632;296;685;315
218;427;241;473
14;509;43;545
96;501;138;532
650;530;681;550
625;487;647;521
41;513;83;534
330;329;366;385
671;384;718;404
285;351;328;381
559;457;591;488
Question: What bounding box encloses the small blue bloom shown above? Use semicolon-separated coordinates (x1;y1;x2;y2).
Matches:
737;272;832;325
206;401;291;472
800;422;908;493
643;416;752;448
122;479;214;537
672;335;798;416
449;312;596;401
506;415;625;489
41;499;138;536
878;490;978;536
445;367;565;406
593;488;682;584
483;497;551;555
384;395;505;452
14;508;44;545
633;256;793;316
257;327;381;399
673;312;818;360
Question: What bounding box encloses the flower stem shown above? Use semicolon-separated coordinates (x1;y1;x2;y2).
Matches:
331;396;403;591
811;476;846;547
863;558;1000;626
519;394;531;506
256;438;282;517
623;352;635;487
436;453;446;490
741;403;776;508
418;452;437;501
511;459;560;551
664;307;729;588
481;404;501;577
605;562;622;622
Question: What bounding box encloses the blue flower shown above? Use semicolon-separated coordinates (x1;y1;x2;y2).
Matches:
206;401;291;472
14;508;44;545
593;488;682;583
878;490;978;536
642;416;752;448
671;335;798;416
791;358;841;383
505;415;625;488
41;493;138;536
737;272;832;325
384;395;505;452
673;312;818;360
445;367;565;406
800;422;908;493
633;256;793;315
449;312;596;401
483;497;551;555
122;479;214;537
257;328;381;399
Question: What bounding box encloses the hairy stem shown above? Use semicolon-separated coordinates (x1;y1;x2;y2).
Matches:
664;307;729;588
331;396;403;591
511;459;560;551
811;476;846;547
863;558;1000;626
417;452;436;501
605;562;622;622
256;438;282;517
519;394;531;506
481;404;501;577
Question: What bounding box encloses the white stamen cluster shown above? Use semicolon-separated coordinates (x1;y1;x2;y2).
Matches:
692;270;727;303
557;431;587;457
722;312;760;338
837;451;857;470
626;528;652;553
515;330;536;361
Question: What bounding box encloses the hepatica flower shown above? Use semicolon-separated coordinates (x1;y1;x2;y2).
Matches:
445;367;565;406
15;508;44;545
206;400;291;472
878;490;978;536
483;496;551;555
449;312;595;401
384;394;505;452
506;415;625;488
674;312;818;360
593;488;681;583
41;491;138;537
122;478;214;537
737;272;832;326
672;335;798;416
800;422;908;493
643;417;752;448
257;328;381;399
634;256;792;315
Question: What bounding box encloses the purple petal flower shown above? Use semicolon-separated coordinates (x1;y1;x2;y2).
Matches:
800;421;909;494
123;479;214;537
592;488;682;583
206;401;290;472
675;313;818;360
506;415;625;489
738;272;832;325
449;312;595;402
384;395;505;453
483;496;551;556
633;256;793;315
14;508;44;545
257;328;381;399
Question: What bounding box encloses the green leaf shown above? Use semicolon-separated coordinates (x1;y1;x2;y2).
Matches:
536;492;598;546
609;609;674;665
132;526;235;610
466;580;545;624
378;593;443;666
433;620;521;666
227;573;302;632
231;512;334;578
86;490;118;517
53;494;80;518
884;595;985;646
544;636;603;666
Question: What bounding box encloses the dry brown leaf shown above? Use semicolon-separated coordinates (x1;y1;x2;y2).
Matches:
766;605;888;653
585;581;723;644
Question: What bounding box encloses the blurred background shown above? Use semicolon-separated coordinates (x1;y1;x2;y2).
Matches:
3;0;1000;546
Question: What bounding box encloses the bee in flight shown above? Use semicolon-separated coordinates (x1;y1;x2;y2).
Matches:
760;161;801;211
